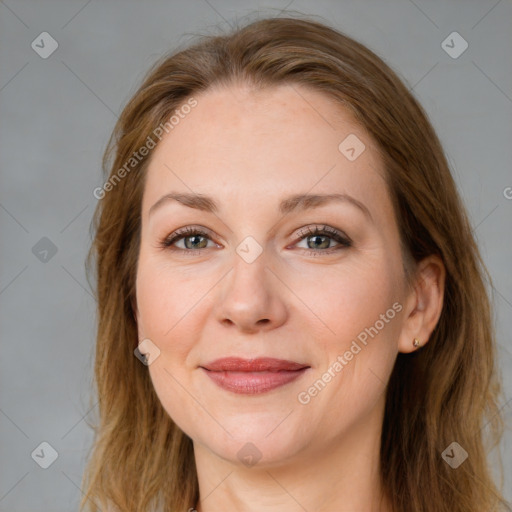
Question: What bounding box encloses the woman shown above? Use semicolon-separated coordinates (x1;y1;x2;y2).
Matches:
82;16;509;512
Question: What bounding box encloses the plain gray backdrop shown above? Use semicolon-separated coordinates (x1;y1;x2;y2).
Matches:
1;1;511;510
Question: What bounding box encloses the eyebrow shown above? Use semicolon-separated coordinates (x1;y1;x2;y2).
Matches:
148;192;372;221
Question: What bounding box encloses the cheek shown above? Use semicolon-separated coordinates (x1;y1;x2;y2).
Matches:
135;263;168;337
135;259;208;433
293;254;402;412
290;255;399;347
331;266;401;381
135;256;197;357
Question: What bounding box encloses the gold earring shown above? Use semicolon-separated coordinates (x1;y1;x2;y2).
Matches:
413;338;421;348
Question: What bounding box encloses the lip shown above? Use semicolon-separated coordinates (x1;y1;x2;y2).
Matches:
200;357;310;394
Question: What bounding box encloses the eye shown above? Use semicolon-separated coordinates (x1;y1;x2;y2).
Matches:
159;226;218;254
158;224;352;256
293;225;352;255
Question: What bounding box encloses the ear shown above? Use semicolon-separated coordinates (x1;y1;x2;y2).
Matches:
398;255;446;353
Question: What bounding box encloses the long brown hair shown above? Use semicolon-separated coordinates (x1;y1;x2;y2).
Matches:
82;16;510;512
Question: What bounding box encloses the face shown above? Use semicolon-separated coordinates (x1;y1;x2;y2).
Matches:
135;83;411;466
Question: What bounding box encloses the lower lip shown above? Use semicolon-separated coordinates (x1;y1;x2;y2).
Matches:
201;368;308;394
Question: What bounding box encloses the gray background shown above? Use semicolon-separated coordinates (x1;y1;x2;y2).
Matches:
1;0;511;510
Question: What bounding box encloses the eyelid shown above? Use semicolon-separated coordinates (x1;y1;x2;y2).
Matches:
294;224;351;242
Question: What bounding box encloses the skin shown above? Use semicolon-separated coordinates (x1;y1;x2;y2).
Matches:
134;83;445;512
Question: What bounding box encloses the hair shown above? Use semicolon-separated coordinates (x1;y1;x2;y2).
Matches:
82;15;510;512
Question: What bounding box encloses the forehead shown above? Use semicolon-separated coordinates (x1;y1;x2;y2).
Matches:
142;83;390;218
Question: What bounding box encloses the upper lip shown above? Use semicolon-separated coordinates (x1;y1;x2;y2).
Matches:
201;357;310;372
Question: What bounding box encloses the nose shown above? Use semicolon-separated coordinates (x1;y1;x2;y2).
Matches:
213;253;288;334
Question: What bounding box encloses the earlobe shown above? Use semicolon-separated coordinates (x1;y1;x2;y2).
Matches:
398;255;446;353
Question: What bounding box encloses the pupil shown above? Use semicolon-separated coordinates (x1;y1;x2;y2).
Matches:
185;235;206;249
309;235;329;249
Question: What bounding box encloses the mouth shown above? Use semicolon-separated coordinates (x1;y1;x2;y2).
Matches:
199;357;310;394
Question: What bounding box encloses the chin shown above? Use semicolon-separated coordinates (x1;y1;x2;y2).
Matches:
213;437;304;469
193;417;312;468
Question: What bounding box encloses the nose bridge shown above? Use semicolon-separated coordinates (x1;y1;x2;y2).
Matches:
214;243;287;332
226;246;270;309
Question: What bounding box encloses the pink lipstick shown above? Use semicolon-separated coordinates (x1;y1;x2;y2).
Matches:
200;357;310;394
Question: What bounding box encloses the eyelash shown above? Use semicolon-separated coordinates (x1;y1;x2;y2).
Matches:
158;225;352;257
